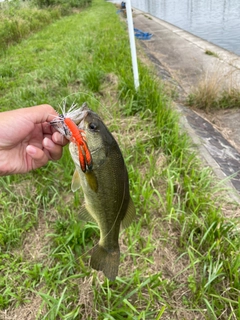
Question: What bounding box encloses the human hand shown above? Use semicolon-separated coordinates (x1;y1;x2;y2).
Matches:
0;104;68;176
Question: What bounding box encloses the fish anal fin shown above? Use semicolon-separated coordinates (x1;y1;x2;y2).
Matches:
90;244;120;281
71;169;81;192
85;170;98;193
121;197;136;229
79;205;96;224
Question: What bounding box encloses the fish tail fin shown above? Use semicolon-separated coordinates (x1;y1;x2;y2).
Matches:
90;244;120;281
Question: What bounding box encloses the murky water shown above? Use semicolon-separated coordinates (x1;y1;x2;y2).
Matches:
131;0;240;56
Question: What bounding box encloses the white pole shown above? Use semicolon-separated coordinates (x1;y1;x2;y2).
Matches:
125;0;139;90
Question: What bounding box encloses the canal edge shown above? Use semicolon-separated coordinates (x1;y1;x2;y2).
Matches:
131;7;240;202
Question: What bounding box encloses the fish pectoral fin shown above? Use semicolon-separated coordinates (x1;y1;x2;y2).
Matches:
85;170;98;193
90;244;120;281
79;205;96;224
71;169;81;192
121;197;136;229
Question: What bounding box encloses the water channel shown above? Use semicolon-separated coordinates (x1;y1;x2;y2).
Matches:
130;0;240;56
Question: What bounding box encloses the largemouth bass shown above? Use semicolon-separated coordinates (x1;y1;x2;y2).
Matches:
51;103;136;280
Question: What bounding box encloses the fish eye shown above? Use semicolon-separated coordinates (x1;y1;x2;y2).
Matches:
89;122;97;131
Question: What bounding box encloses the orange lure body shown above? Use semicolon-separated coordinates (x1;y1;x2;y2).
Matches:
64;117;92;172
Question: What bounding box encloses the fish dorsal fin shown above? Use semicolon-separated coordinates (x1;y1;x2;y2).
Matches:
121;197;136;229
71;169;81;192
79;205;96;224
85;170;98;193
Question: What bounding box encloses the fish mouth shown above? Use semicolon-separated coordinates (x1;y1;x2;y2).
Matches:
70;103;90;127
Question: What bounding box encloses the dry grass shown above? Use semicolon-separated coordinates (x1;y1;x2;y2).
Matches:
188;65;240;110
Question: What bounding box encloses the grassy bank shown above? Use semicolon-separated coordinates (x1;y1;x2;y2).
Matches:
0;0;91;53
0;0;239;319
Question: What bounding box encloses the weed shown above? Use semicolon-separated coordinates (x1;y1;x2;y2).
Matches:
205;50;219;58
81;67;105;92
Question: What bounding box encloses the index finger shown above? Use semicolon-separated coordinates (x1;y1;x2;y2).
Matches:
21;104;58;124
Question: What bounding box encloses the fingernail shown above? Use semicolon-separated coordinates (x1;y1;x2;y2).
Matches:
26;145;36;155
53;132;63;144
43;138;55;149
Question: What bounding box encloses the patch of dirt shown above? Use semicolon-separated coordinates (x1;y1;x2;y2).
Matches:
119;216;205;320
22;216;51;261
77;277;97;319
0;293;43;320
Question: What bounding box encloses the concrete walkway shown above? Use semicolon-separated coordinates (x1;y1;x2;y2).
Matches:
131;8;240;200
132;9;240;94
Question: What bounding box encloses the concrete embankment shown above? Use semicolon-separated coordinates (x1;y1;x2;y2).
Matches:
132;9;240;93
130;8;240;200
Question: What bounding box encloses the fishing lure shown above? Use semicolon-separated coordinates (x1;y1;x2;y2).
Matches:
51;110;92;173
63;117;93;172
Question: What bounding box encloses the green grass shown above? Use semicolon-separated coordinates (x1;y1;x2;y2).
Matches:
0;0;92;54
0;0;239;319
